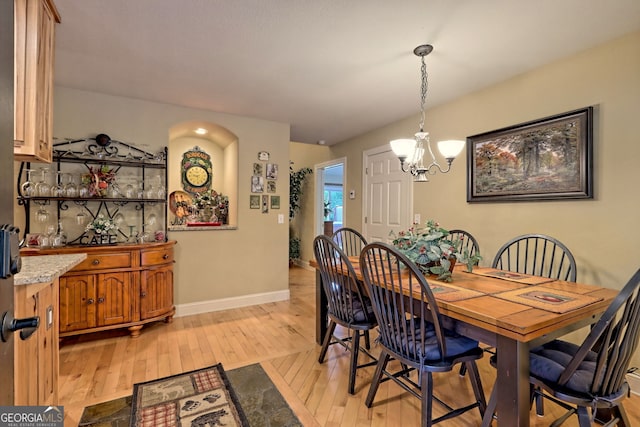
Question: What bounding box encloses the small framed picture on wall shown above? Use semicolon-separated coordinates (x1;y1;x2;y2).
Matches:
250;195;260;209
251;175;264;193
266;163;278;179
253;163;263;176
267;180;276;193
270;195;280;209
261;195;269;213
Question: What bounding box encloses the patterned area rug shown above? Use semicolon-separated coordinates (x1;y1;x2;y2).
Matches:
79;363;302;427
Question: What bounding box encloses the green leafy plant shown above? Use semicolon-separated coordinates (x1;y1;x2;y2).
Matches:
323;200;332;220
289;165;312;220
390;219;459;282
289;236;301;263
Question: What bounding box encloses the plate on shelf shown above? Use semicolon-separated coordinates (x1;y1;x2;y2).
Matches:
169;191;193;218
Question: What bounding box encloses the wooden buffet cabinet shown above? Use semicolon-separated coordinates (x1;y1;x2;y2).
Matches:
21;241;175;338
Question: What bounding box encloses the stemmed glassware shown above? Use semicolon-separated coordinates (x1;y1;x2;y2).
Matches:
52;172;65;197
36;167;52;197
64;173;78;198
21;169;37;197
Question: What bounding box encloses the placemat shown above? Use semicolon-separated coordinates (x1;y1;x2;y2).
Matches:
427;282;485;302
494;286;604;313
471;267;556;285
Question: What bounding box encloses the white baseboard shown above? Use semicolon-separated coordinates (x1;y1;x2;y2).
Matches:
175;289;290;318
627;372;640;396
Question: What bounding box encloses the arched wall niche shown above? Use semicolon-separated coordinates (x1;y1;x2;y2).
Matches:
168;120;238;227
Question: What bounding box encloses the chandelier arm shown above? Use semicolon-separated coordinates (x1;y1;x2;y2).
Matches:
425;159;454;175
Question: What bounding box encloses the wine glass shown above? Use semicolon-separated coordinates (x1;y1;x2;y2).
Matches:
76;211;88;226
64;173;78;198
21;169;38;197
36;206;50;224
51;172;65;197
35;168;52;197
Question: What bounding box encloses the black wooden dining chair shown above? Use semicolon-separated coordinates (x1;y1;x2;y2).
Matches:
332;227;368;257
313;234;378;395
360;242;486;427
482;268;640;427
449;229;480;261
492;233;577;282
449;229;482;377
492;233;578;414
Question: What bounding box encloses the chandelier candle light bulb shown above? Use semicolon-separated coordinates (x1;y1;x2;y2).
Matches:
390;44;465;182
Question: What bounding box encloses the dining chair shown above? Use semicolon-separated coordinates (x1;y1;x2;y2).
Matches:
492;233;578;415
313;235;378;395
492;233;577;282
481;268;640;427
332;227;368;257
449;229;480;261
449;229;482;377
359;242;486;427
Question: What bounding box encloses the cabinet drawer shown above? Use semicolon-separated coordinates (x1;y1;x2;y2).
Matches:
141;247;174;266
72;253;132;271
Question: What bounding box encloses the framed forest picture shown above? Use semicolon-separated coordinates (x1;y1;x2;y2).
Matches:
467;107;593;202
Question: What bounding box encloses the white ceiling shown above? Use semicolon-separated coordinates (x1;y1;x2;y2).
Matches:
53;0;640;145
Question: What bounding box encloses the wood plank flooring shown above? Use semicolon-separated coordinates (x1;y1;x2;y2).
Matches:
59;267;640;426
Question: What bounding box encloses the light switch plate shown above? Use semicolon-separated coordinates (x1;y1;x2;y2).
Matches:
277;214;284;224
349;190;356;199
414;214;421;224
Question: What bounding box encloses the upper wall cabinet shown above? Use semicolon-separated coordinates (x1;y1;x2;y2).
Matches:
14;0;61;163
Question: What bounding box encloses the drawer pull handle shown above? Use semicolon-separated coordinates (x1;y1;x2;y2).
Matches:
92;259;100;265
87;298;94;305
141;292;147;297
163;254;169;259
98;297;105;303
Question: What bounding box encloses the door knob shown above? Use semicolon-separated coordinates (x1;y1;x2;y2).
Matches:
0;312;40;342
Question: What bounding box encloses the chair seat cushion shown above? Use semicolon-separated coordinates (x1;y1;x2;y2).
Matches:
350;294;376;324
530;339;598;394
393;319;480;362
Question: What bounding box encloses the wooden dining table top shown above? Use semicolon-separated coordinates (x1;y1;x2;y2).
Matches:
310;257;618;343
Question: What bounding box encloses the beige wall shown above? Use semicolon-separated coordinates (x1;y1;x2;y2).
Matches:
289;142;331;264
23;87;291;306
328;31;640;363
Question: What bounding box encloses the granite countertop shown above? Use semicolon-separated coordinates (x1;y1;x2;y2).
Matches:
14;253;87;286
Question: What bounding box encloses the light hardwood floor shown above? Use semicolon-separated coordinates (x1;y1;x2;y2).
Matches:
59;267;640;426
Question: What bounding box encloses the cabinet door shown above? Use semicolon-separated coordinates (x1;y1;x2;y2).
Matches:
59;275;97;333
97;272;133;327
14;0;59;162
140;266;174;320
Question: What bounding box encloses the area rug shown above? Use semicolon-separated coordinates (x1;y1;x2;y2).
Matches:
79;363;302;427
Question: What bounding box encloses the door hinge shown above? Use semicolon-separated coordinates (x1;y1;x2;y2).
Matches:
364;217;367;224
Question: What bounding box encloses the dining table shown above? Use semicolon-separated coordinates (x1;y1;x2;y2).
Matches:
310;257;618;427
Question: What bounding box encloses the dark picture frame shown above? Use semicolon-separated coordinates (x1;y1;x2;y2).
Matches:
467;107;593;203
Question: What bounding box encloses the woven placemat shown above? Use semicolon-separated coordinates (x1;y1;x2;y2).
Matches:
471;268;556;285
494;286;603;313
427;282;484;302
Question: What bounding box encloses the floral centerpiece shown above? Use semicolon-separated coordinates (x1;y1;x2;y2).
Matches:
82;165;116;197
85;214;116;235
390;219;460;282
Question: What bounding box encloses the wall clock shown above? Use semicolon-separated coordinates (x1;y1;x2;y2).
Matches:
181;146;212;194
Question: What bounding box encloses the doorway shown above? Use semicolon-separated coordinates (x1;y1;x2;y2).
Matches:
314;158;346;237
362;145;413;243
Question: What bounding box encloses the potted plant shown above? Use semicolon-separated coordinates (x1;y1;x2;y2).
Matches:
323;200;333;236
289;165;312;266
390;219;481;282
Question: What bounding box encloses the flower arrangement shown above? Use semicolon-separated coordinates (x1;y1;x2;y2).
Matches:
82;165;116;197
390;219;460;282
85;214;116;235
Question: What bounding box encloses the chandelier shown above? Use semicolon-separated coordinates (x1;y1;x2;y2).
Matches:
390;44;465;182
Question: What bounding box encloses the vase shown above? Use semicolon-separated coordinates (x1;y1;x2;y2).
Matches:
418;256;456;276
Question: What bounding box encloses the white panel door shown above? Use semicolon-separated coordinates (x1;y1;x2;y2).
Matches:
363;147;412;243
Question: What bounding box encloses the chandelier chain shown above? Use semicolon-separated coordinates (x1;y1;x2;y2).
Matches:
419;54;428;133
